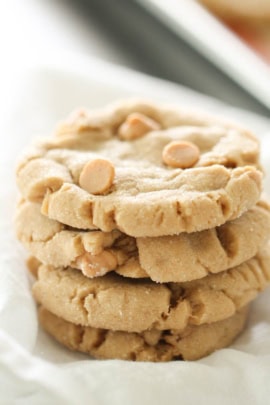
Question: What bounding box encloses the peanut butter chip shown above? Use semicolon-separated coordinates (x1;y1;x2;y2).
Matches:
79;159;115;195
118;112;160;140
162;141;200;168
77;251;118;278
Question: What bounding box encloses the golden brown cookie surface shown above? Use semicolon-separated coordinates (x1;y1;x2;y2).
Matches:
16;100;261;237
39;306;249;361
16;199;270;282
33;244;270;333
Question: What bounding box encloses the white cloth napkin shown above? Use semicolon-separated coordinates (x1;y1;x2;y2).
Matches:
1;55;270;404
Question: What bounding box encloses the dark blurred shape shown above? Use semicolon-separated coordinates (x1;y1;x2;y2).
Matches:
60;0;270;116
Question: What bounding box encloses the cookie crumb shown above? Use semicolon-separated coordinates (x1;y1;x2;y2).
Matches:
76;251;118;278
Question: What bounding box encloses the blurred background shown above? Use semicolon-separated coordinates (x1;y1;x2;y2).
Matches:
1;0;270;116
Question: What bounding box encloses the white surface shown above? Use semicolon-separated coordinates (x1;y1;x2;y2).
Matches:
138;0;270;110
0;0;138;77
1;55;270;404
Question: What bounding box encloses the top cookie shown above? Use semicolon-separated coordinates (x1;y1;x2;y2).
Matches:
16;99;262;237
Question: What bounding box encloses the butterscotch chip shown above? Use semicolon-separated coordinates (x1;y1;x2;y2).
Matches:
39;305;249;361
162;140;200;168
79;159;115;195
16;99;262;237
32;243;270;333
15;199;270;282
118;112;160;140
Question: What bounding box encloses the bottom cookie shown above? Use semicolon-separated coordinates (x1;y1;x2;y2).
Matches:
39;305;249;362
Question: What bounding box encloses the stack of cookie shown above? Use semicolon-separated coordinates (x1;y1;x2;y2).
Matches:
15;100;270;361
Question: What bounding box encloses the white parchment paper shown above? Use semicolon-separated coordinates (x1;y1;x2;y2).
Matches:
1;55;270;404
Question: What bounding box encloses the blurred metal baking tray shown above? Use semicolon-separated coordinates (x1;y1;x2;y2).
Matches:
135;0;270;111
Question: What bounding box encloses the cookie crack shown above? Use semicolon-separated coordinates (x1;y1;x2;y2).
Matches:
195;256;211;277
69;287;93;322
240;263;260;285
146;285;186;330
217;290;237;307
241;258;270;287
75;326;85;347
155;209;165;227
175;202;189;227
215;227;235;259
133;331;174;361
28;227;61;243
206;192;231;220
167;284;185;310
256;254;270;282
91;330;108;350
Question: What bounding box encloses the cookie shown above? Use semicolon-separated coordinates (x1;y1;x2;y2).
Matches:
16;99;261;237
199;0;270;22
32;244;270;332
136;200;270;282
16;199;137;277
38;305;249;361
16;199;270;282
